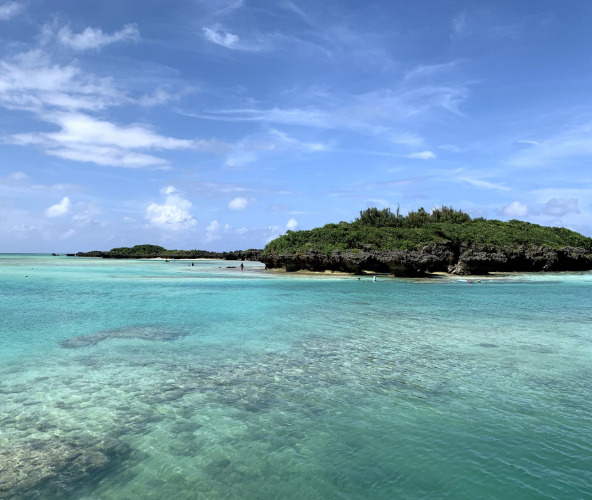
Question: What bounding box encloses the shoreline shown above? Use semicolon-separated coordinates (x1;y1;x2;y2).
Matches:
261;267;592;280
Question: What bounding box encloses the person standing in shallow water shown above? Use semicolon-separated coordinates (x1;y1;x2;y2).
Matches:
373;275;377;282
240;263;244;270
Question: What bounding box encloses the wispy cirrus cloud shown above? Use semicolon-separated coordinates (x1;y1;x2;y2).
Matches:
195;0;245;20
202;27;240;49
202;25;269;52
404;61;461;81
509;121;592;167
456;176;510;191
57;24;140;51
202;85;468;125
189;83;468;153
451;9;527;42
222;128;329;168
364;176;434;189
267;128;327;152
451;11;468;39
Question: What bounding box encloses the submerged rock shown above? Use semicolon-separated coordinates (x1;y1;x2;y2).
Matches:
0;436;129;499
60;324;189;349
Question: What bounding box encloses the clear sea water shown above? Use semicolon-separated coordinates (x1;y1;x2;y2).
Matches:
1;254;591;499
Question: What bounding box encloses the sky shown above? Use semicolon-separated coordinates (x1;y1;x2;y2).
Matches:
1;0;592;252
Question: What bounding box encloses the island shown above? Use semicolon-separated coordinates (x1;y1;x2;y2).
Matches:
260;207;592;276
74;244;262;261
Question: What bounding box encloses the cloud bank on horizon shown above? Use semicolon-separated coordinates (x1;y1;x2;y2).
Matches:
1;0;591;252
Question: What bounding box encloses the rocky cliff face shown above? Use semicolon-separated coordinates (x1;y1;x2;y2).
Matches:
261;243;592;276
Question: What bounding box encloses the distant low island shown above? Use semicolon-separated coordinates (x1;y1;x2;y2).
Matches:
73;207;592;277
74;244;262;261
259;207;592;276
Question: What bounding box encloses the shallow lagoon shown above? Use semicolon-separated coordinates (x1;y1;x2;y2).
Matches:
1;255;591;499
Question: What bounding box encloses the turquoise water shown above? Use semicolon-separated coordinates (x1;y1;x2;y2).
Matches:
1;254;591;499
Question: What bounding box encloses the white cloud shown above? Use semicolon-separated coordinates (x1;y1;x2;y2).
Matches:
225;150;257;168
228;197;249;210
0;51;220;169
162;186;178;195
58;24;140;51
0;1;23;21
286;218;298;230
204;220;222;242
0;50;121;114
146;189;196;230
543;198;579;217
45;196;71;217
44;113;193;149
406;150;436;160
502;201;528;218
9;112;200;169
202;27;240;49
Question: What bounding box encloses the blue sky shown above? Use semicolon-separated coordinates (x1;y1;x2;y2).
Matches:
1;0;592;252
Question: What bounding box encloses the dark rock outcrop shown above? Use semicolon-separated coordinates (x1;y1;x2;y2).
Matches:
60;324;189;349
261;243;455;276
449;244;592;274
261;243;592;276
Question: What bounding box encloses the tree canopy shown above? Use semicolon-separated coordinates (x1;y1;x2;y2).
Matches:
263;207;592;255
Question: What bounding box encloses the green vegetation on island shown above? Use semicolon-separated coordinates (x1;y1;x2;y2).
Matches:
75;245;262;261
261;207;592;275
263;206;592;255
